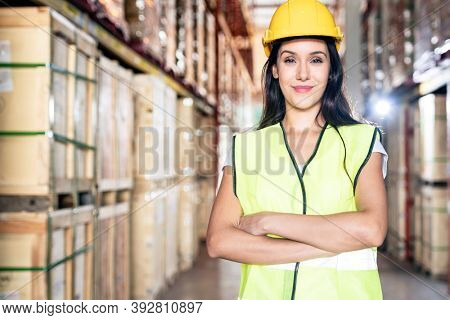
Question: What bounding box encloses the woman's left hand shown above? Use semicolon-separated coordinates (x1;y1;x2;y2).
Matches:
238;212;272;236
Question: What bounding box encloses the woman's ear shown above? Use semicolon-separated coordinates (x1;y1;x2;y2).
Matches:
272;65;279;79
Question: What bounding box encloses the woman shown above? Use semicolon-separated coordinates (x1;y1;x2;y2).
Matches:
207;0;388;300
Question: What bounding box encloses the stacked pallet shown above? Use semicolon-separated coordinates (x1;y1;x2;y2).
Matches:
95;190;131;299
0;7;97;197
197;177;216;240
131;76;161;299
0;7;97;300
95;55;134;299
97;55;134;191
176;97;199;268
159;0;177;72
195;0;207;95
74;30;97;192
97;0;129;39
385;103;409;260
176;97;196;176
194;112;217;239
130;180;167;299
195;113;217;177
125;0;160;57
206;11;217;103
178;177;199;271
156;82;179;285
414;94;448;278
413;0;446;74
0;207;95;300
130;75;174;299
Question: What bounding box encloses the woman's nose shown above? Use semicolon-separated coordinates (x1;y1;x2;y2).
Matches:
296;60;310;81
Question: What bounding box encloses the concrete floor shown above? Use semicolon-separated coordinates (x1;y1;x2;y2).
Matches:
160;243;449;300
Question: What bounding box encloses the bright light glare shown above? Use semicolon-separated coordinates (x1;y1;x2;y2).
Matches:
374;99;391;117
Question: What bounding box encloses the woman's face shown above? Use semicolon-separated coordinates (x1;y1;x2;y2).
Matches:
272;38;331;111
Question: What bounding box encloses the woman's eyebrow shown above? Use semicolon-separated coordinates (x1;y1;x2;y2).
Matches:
310;50;327;57
280;50;296;56
280;50;328;57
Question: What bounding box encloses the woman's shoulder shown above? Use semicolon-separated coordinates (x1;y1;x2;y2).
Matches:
337;122;383;143
234;122;281;140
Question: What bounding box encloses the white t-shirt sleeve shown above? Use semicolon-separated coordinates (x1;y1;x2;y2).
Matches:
221;138;233;170
221;135;389;179
372;138;388;179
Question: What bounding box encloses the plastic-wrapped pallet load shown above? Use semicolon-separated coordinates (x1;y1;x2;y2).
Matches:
0;207;94;300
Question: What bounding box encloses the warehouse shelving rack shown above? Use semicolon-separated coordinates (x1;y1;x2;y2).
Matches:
0;0;258;299
361;0;449;293
0;7;97;299
28;0;216;117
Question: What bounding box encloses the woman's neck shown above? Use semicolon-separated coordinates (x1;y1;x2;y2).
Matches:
283;102;325;134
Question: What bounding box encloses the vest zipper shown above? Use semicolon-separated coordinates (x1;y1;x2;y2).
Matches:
279;121;328;300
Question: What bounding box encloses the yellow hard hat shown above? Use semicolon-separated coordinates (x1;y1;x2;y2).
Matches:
262;0;344;57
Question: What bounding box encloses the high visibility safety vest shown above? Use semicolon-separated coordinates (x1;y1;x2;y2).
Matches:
232;120;383;300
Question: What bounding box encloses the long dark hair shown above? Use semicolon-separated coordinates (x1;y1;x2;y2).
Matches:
258;36;365;187
258;35;361;130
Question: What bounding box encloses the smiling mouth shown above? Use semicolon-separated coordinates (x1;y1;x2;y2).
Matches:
292;86;313;93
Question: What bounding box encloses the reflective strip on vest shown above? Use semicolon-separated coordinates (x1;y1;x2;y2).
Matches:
233;121;383;300
265;248;378;271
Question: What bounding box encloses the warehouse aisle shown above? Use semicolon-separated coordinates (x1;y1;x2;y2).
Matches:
160;243;241;300
161;244;449;300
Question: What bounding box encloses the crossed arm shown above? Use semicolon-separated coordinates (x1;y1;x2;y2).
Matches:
206;152;387;265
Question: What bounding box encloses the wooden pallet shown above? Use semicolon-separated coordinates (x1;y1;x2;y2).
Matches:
0;206;94;300
97;56;134;186
178;177;199;271
95;198;131;299
130;184;167;299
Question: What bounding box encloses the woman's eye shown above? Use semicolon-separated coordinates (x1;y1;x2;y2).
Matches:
284;58;295;64
311;57;323;63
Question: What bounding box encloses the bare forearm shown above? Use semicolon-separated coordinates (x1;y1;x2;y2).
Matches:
262;211;384;253
207;226;335;264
